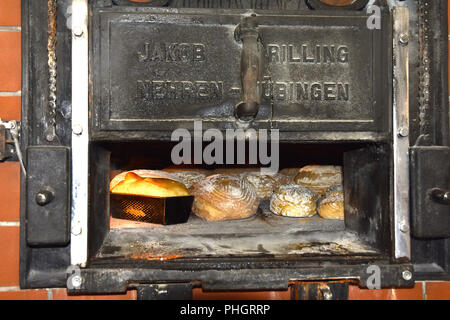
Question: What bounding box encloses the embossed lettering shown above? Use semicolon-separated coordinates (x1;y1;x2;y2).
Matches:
267;44;350;64
137;43;206;63
136;80;223;101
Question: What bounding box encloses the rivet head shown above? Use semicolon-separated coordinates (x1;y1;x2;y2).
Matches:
399;221;410;233
398;127;409;137
71;224;82;236
73;124;83;135
35;190;54;206
73;27;84;37
399;33;409;45
402;270;413;281
71;275;83;288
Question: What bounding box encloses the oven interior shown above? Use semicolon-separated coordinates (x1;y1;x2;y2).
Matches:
87;141;392;265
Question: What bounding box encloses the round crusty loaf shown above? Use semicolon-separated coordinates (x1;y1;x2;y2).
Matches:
294;165;343;194
270;184;318;218
241;173;280;200
318;185;344;220
169;171;207;189
241;172;292;200
190;174;259;221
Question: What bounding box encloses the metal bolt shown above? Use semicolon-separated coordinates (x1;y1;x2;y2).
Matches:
35;190;54;206
73;124;83;135
402;270;413;281
399;221;410;233
398;127;409;137
399;33;409;46
73;27;84;37
46;133;56;142
71;224;82;236
71;275;83;288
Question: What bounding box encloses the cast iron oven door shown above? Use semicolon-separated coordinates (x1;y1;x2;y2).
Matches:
18;0;450;295
91;7;389;137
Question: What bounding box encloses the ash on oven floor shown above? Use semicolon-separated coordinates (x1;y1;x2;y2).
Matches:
97;210;379;262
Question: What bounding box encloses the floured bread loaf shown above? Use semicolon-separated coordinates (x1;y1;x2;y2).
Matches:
242;173;281;200
190;174;259;221
109;169;184;190
110;172;189;198
241;172;291;200
169;171;207;189
294;165;343;194
270;184;318;218
318;185;344;220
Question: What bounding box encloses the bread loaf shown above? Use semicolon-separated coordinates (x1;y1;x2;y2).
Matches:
170;171;207;189
242;173;282;200
110;172;189;198
109;169;184;190
270;184;318;218
190;174;259;221
294;165;343;194
317;185;344;220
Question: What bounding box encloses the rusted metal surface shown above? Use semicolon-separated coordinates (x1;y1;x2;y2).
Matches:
46;0;58;142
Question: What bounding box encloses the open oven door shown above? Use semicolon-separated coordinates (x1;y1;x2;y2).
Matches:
18;0;450;293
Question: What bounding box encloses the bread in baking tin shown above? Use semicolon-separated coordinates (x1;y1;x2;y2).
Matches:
110;172;189;198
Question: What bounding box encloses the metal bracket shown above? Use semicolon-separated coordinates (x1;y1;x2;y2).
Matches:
392;7;411;261
71;0;89;267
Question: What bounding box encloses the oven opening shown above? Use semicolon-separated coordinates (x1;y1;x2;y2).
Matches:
87;141;392;266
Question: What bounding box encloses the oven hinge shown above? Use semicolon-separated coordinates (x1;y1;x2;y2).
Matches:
0;120;26;174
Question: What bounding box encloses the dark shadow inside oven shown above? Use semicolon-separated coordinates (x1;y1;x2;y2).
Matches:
87;141;392;267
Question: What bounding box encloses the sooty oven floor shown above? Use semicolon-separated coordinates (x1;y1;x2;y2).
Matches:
96;205;380;262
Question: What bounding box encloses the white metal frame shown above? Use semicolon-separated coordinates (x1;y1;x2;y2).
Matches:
71;0;89;266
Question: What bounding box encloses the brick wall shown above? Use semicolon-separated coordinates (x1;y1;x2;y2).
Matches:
0;0;448;300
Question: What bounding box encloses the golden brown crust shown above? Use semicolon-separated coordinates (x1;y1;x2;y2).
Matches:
241;173;280;200
317;186;344;220
270;184;318;218
294;165;343;194
190;174;259;221
109;169;184;190
110;172;189;198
